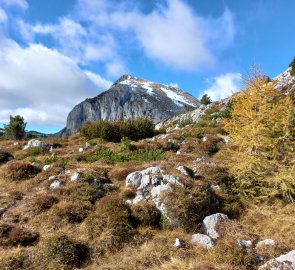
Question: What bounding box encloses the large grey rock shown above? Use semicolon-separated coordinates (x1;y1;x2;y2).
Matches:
23;139;47;150
126;171;143;188
58;75;200;136
259;250;295;270
125;167;180;214
202;213;229;239
191;233;214;249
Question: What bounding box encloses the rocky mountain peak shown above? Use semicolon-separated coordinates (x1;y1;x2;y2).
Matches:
58;75;200;136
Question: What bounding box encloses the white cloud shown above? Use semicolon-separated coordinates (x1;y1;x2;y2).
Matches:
0;7;7;22
20;0;236;73
0;38;112;126
201;73;242;101
0;0;28;9
74;0;236;71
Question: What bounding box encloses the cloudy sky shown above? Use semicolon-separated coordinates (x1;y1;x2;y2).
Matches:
0;0;294;133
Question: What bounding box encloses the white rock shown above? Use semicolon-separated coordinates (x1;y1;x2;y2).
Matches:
202;213;229;239
162;174;183;187
13;142;19;146
176;166;192;178
50;180;61;190
84;142;91;149
65;170;71;175
23;139;47;150
173;238;184;248
126;171;142;188
142;166;162;175
78;147;84;153
191;233;214;249
48;176;56;181
256;239;276;248
139;174;151;189
70;172;80;181
43;164;52;171
259;250;295;270
151;184;172;200
125;200;132;206
133;194;144;204
237;239;253;250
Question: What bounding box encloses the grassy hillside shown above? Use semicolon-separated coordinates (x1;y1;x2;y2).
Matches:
0;71;294;270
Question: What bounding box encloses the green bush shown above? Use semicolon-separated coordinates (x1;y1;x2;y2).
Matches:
200;94;212;105
26;146;48;157
79;148;164;163
35;232;89;270
80;118;155;142
3;115;26;140
290;57;295;76
178;116;194;128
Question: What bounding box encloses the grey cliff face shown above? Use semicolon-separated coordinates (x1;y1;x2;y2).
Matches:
59;75;200;136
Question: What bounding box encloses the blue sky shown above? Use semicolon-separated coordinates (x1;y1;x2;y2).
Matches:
0;0;294;133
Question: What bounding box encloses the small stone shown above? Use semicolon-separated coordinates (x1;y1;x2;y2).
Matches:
84;142;91;149
78;148;84;153
50;180;61;190
191;233;214;249
173;238;184;248
133;194;144;204
48;176;56;181
176;165;193;178
43;164;52;171
70;172;79;181
237;239;253;250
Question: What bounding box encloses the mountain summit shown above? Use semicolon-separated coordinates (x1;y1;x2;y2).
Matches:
59;75;200;136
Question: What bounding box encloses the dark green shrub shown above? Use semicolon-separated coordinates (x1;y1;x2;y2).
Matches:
2;161;40;181
35;232;89;270
161;185;215;232
80;118;155;142
26;146;48;157
178;116;194;128
0;224;39;247
3;115;26;140
200;94;212;105
85;195;135;249
131;201;162;227
289;57;295;76
80;148;164;163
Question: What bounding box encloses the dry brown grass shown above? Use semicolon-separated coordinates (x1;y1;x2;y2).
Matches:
0;161;40;181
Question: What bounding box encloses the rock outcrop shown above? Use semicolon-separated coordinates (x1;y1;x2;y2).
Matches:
58;75;200;136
